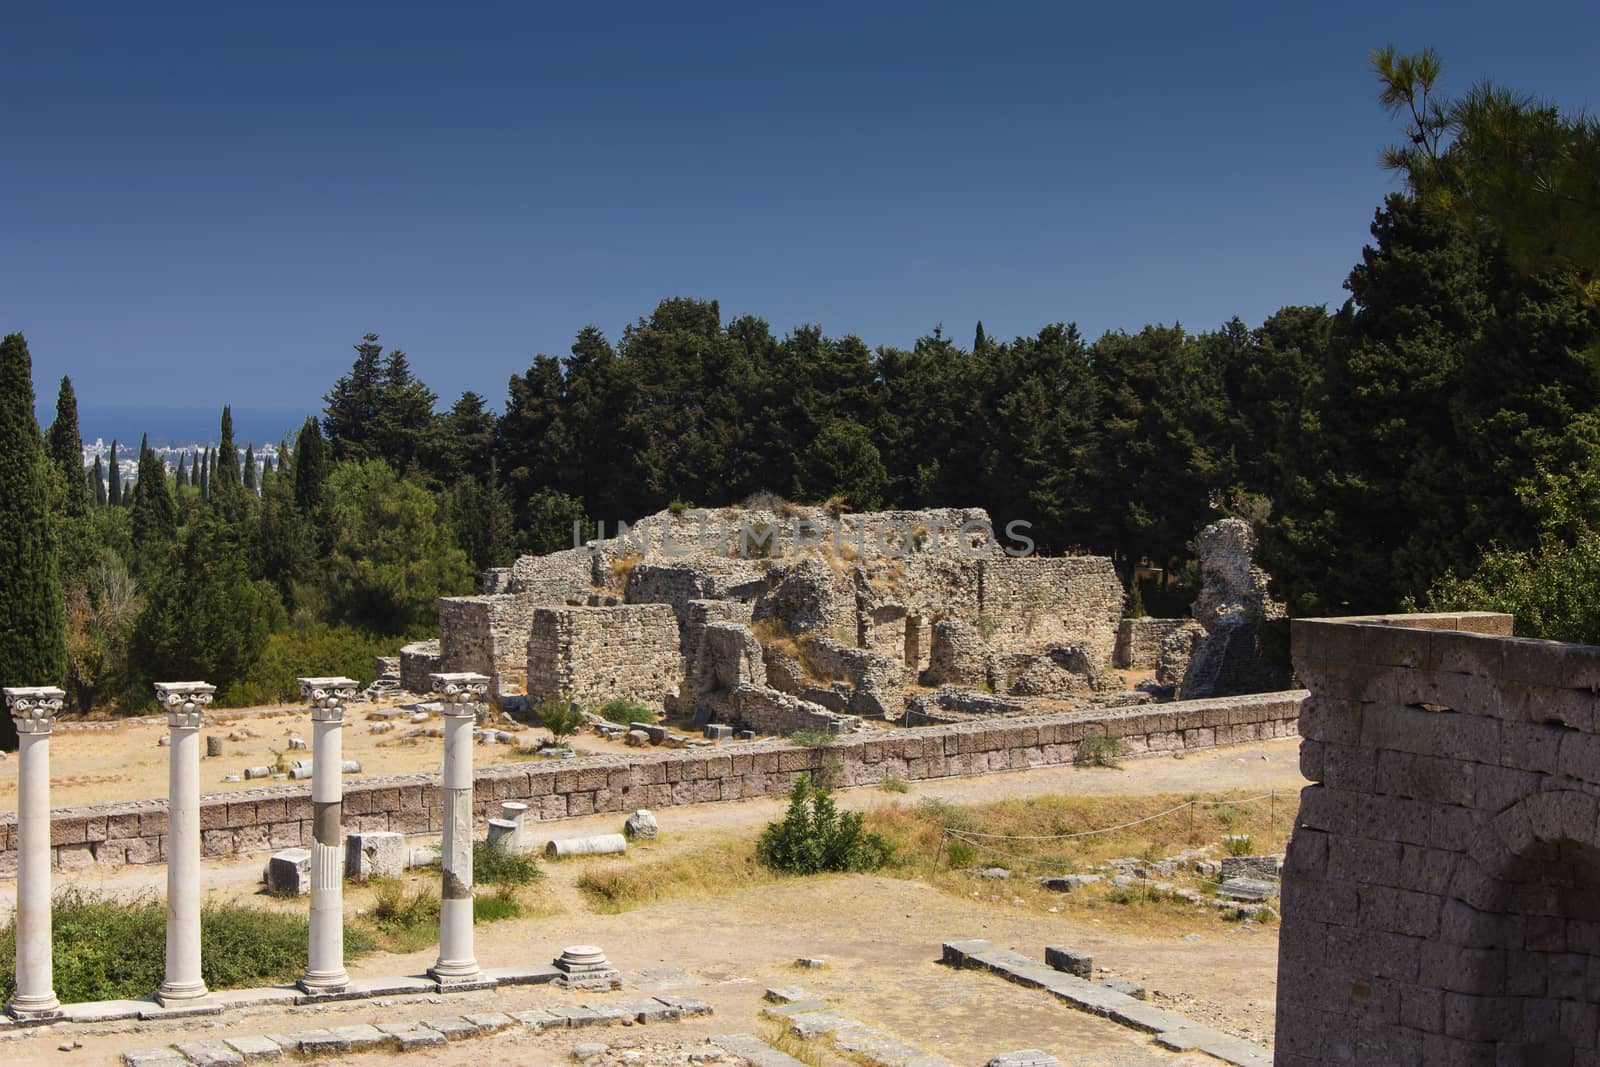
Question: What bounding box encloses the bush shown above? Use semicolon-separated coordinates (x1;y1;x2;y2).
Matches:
596;698;656;727
879;775;909;794
366;879;441;953
1076;733;1122;767
0;891;373;1004
473;885;524;923
474;844;543;888
757;774;892;875
535;696;584;738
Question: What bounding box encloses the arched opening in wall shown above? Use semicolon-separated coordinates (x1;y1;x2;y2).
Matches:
1463;836;1600;1065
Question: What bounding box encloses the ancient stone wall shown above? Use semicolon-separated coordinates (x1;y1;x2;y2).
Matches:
398;640;441;694
625;560;768;623
978;556;1124;664
727;685;855;735
0;690;1303;873
1115;618;1190;670
507;545;597;600
1268;611;1600;1066
525;604;681;708
437;594;543;697
802;635;909;718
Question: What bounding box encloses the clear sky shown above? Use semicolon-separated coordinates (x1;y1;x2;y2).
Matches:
6;1;1598;439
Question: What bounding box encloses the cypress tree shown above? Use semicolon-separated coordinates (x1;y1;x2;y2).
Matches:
175;451;188;486
190;450;201;488
107;440;122;505
131;436;178;563
276;437;292;483
46;376;87;516
92;455;107;507
200;448;210;501
974;321;988;352
213;406;242;496
242;443;257;491
294;416;330;513
0;334;67;737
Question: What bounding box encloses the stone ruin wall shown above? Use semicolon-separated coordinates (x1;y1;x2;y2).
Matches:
0;690;1303;874
398;640;441;694
524;603;681;708
979;556;1124;665
1270;610;1600;1065
1115;617;1190;670
437;595;543;698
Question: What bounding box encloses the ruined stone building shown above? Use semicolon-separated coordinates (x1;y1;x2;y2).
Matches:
427;505;1132;735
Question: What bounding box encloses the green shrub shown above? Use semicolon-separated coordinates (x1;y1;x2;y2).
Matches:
788;728;837;749
535;696;585;738
1076;733;1122;767
473;885;524;923
1223;834;1255;856
0;891;373;1004
879;775;909;794
596;698;656;726
474;844;543;888
945;839;977;867
757;774;892;875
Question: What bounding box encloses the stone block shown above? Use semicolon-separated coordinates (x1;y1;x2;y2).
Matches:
1044;946;1092;978
264;848;311;895
345;831;405;881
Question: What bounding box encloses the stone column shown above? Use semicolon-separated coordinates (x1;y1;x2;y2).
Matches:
298;676;357;993
155;681;214;1006
4;687;63;1020
427;672;487;983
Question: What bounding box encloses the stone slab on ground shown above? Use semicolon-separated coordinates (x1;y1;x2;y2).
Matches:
710;1033;809;1067
122;1050;189;1067
173;1040;244;1067
986;1052;1063;1067
62;998;147;1023
461;1011;517;1031
421;1016;480;1040
943;941;1273;1067
1043;946;1092;979
483;963;562;986
222;1035;285;1060
264;848;311;895
375;1021;447;1051
510;1009;565;1032
653;994;715;1017
328;1024;390;1050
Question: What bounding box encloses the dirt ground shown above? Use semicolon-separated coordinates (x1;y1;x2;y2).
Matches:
0;740;1305;1066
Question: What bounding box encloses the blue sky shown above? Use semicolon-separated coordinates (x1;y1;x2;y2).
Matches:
6;2;1598;438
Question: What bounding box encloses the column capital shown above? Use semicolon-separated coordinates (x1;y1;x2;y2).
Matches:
429;673;489;718
4;687;64;736
154;682;215;729
299;677;359;723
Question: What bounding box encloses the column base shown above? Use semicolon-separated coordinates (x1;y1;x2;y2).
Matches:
6;993;62;1021
155;980;210;1007
428;961;485;987
298;970;350;995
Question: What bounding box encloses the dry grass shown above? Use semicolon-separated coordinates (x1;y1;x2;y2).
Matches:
608;552;644;592
574;833;780;913
760;1023;832;1066
752;618;831;682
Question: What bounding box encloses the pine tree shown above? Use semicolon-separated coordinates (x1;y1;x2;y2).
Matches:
46;376;87;516
0;334;67;739
107;440;122;505
243;443;257;491
92;455;107;507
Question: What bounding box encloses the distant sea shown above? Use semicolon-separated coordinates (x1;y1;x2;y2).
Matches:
38;404;316;450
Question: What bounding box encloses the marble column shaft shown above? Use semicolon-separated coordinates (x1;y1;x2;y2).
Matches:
156;682;214;1006
5;687;63;1019
428;673;487;981
299;677;357;992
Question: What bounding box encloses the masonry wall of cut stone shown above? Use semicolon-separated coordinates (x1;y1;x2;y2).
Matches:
1115;617;1190;670
979;557;1124;664
0;690;1303;874
507;546;597;600
1268;611;1600;1066
398;640;441;694
438;594;543;697
525;604;681;707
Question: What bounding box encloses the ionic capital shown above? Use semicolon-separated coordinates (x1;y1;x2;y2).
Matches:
154;682;216;730
4;686;64;736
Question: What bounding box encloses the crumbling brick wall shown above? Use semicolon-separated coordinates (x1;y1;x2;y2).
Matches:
1269;610;1600;1066
978;557;1123;664
525;603;681;708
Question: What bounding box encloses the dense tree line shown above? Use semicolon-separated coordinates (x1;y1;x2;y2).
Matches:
2;50;1597;735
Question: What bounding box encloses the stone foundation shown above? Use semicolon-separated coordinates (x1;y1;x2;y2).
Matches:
979;556;1124;664
1115;618;1189;670
0;691;1303;873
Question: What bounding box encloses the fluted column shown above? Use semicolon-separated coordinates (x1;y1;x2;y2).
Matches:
298;676;356;993
427;672;487;983
155;681;214;1006
5;687;63;1019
